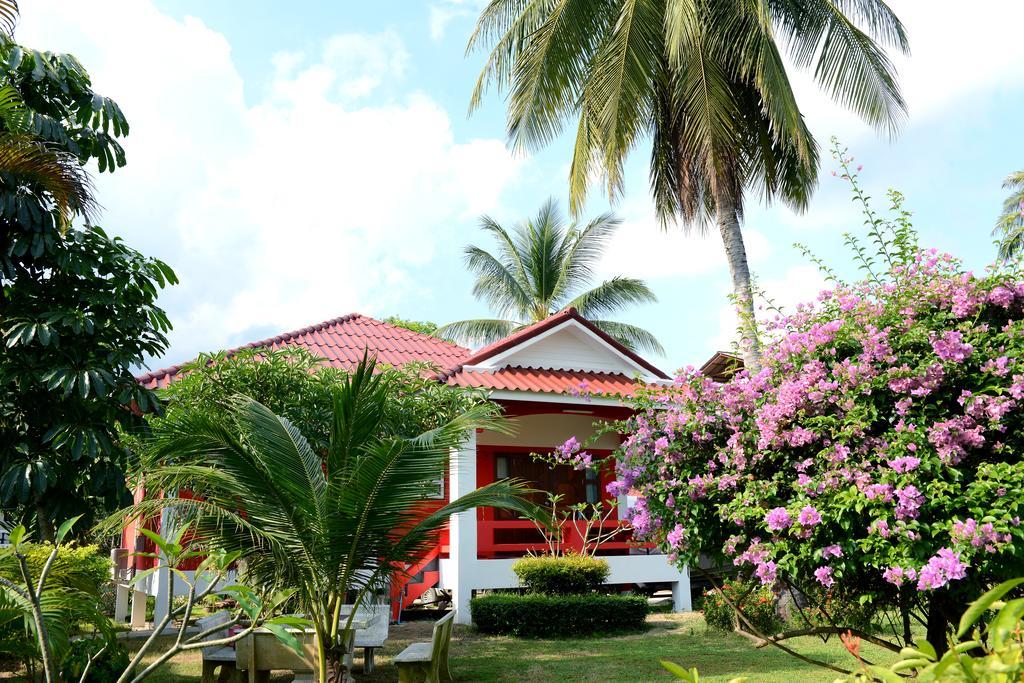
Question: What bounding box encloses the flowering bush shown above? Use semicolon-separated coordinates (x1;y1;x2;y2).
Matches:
579;156;1024;653
700;579;780;634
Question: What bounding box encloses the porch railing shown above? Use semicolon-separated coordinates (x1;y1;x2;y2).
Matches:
477;518;658;559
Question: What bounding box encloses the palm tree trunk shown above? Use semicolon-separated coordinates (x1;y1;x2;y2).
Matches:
713;189;762;374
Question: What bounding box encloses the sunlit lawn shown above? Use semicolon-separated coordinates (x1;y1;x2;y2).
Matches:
121;612;892;683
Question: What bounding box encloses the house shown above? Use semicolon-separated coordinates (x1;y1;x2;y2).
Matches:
127;309;692;625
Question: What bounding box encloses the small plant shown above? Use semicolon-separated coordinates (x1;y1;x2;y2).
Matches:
116;524;306;683
512;553;610;595
700;579;780;635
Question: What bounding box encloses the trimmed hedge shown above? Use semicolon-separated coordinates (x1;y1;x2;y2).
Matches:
511;553;610;595
470;593;649;637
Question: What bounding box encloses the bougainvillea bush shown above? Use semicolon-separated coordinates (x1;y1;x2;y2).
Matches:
558;158;1024;656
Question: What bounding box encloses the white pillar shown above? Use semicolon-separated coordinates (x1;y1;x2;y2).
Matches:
672;566;692;612
448;430;477;625
130;588;148;628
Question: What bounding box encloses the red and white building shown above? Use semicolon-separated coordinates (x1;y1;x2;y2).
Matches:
130;308;692;625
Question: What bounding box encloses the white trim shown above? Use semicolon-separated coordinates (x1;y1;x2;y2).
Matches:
473;318;660;379
487;389;627;407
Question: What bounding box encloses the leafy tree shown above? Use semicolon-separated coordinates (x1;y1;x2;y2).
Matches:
0;13;176;540
383;315;442;338
561;158;1024;663
438;198;662;353
468;0;907;370
118;356;538;682
992;171;1024;260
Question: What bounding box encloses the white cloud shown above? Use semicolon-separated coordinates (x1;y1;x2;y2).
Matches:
596;199;771;280
791;0;1024;142
428;0;485;41
16;1;522;366
708;265;830;352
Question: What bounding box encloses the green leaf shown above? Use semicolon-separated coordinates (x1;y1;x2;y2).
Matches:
660;661;696;682
55;515;82;544
8;525;26;547
865;664;904;682
988;597;1024;649
957;577;1024;638
263;622;305;656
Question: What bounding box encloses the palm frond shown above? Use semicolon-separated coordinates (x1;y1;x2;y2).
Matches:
0;0;17;36
568;276;657;320
435;318;521;348
551;210;622;302
590;319;664;355
465;245;534;319
0;136;98;229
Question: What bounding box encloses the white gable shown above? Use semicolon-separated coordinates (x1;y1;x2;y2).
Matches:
466;319;658;378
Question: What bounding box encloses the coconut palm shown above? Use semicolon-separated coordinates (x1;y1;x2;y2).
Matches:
468;0;908;370
120;356;538;683
993;171;1024;260
438;198;663;354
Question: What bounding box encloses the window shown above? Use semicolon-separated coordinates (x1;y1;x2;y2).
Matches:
493;452;598;519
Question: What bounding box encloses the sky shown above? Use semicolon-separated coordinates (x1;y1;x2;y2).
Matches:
15;0;1024;375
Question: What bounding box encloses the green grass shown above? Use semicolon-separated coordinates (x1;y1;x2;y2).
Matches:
116;612;893;683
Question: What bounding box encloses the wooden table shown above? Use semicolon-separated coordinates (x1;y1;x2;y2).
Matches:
236;615;377;683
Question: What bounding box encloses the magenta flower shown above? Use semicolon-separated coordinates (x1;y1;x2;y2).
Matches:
814;566;835;588
798;505;822;526
755;561;777;585
917;549;967;590
765;507;793;532
822;544;843;559
887;456;921;473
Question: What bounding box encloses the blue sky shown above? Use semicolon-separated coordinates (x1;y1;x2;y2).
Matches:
18;0;1024;374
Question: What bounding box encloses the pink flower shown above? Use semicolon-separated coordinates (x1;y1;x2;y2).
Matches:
765;507;793;532
887;456;921;473
798;505;822;526
814;566;835;588
930;330;974;362
895;486;924;521
755;561;777;585
667;524;686;550
822;544;843;559
917;549;967;590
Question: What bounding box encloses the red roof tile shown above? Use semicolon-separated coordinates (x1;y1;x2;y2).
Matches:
444;366;648;397
137;313;470;389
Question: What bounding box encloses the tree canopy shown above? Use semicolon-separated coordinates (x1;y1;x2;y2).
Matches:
0;26;175;539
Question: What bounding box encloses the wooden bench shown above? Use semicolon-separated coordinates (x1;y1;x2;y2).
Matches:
394;610;454;683
198;612;241;683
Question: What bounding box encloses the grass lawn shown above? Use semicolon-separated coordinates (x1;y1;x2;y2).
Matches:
118;612;892;683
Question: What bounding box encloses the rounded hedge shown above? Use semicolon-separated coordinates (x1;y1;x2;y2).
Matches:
511;553;610;595
470;593;648;637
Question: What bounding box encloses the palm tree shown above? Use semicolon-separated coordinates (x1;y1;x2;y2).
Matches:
121;356;538;683
468;0;908;370
438;198;663;354
993;171;1024;260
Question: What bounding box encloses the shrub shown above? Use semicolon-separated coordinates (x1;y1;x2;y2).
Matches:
59;638;130;683
0;543;111;595
700;580;781;635
470;593;648;637
511;553;610;595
